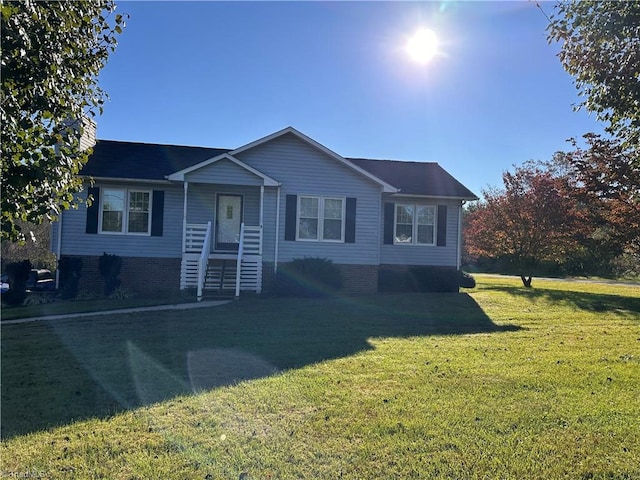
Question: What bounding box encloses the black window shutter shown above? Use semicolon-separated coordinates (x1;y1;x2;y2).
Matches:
151;190;164;236
85;187;100;234
284;194;297;241
345;197;357;243
383;202;395;245
437;205;447;246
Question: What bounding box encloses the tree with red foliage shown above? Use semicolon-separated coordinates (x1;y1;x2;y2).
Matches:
559;134;640;260
465;163;585;287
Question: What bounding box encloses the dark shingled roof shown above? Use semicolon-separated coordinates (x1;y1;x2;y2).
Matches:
80;140;229;180
348;158;478;199
80;139;477;199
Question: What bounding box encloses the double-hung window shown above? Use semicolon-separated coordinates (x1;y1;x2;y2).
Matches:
100;188;151;235
394;204;435;245
297;196;345;242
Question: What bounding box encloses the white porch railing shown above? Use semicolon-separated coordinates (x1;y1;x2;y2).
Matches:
182;223;262;296
235;224;263;297
196;221;212;301
185;223;210;253
235;224;245;298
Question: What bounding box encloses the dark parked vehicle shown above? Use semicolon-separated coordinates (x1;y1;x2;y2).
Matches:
1;269;56;293
27;269;56;292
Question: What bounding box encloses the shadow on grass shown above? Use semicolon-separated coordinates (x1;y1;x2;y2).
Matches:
1;293;519;439
483;284;640;318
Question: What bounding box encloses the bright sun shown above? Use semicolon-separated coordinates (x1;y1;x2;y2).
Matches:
406;28;439;64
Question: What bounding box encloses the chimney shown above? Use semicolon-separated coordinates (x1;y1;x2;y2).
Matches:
79;116;97;151
61;116;97;151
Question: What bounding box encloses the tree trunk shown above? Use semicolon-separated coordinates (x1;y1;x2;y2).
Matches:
520;275;533;288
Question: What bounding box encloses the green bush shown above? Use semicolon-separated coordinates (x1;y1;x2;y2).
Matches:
58;257;82;300
458;271;476;289
98;253;122;296
274;257;343;298
379;267;464;293
3;260;32;305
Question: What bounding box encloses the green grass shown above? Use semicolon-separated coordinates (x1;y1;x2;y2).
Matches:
0;293;198;321
2;275;639;479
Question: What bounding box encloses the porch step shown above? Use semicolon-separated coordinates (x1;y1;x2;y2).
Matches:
205;260;237;291
180;253;262;294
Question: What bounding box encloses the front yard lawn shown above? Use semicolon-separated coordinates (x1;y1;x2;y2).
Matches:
0;293;198;321
2;275;639;479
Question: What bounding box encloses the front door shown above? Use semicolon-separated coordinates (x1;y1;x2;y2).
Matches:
215;194;243;251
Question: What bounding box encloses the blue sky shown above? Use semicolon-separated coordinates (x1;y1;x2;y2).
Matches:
97;1;605;198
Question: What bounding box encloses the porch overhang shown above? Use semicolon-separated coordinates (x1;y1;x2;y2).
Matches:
166;153;280;186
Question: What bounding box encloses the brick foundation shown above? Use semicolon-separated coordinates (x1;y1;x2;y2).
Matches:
61;256;454;297
336;264;379;294
262;262;276;293
263;262;378;295
62;255;181;296
378;264;459;293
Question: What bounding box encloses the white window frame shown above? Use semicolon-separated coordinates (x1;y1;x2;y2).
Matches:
99;188;152;236
393;203;436;246
296;195;346;243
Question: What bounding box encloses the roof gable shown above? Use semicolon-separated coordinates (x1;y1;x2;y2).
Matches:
167;153;279;186
230;127;398;193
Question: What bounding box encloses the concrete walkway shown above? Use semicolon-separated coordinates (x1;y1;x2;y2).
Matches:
2;299;231;326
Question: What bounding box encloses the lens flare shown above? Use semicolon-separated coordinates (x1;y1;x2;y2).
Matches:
406;28;439;64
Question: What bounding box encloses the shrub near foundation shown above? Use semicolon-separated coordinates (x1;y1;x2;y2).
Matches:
379;266;471;293
3;260;32;305
98;253;122;296
58;257;82;300
274;257;344;297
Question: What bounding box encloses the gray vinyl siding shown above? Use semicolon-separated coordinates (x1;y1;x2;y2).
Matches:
57;182;183;258
184;158;264;186
55;133;467;271
186;184;260;225
236;132;382;265
186;183;262;253
380;198;461;267
260;187;278;263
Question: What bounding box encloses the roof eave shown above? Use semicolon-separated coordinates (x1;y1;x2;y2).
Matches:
389;192;479;201
80;175;173;185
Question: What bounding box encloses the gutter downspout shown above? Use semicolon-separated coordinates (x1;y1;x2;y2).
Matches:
259;185;264;255
182;182;189;254
274;186;281;275
55;210;63;289
457;201;465;270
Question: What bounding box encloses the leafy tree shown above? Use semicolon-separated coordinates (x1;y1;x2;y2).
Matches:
547;1;640;147
1;0;125;242
558;134;640;259
465;163;584;287
0;220;57;271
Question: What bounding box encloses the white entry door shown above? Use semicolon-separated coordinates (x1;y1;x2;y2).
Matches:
215;194;243;251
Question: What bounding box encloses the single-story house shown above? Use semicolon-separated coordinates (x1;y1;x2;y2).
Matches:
51;126;477;297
